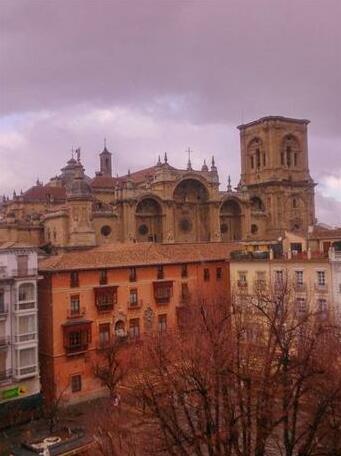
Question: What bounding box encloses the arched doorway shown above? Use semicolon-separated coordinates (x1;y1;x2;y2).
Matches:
220;199;242;241
136;198;163;242
173;179;210;242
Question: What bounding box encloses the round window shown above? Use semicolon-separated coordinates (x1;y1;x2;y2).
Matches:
138;224;149;235
220;223;228;234
251;224;258;234
101;225;112;237
179;218;192;233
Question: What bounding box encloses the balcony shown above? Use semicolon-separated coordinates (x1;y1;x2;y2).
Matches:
294;283;307;293
0;336;10;349
153;281;173;305
13;332;37;344
67;307;86;319
14;365;38;379
315;283;328;293
63;320;92;356
0;369;12;383
14;301;36;312
12;268;38;278
254;280;266;291
237;280;248;290
94;286;117;312
128;299;143;309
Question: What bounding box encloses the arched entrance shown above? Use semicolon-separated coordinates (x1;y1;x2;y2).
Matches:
135;198;163;242
220;199;242;241
173;179;210;242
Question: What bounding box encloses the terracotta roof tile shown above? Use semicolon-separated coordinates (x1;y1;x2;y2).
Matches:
23;185;66;202
39;242;236;272
91;175;117;189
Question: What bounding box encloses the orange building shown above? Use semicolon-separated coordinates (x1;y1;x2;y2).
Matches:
38;243;232;403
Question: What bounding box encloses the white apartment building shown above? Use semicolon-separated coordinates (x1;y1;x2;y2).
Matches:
0;243;40;404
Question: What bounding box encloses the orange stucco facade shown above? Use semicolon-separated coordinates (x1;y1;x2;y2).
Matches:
38;252;230;404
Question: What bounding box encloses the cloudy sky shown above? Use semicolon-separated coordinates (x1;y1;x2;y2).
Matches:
1;0;341;225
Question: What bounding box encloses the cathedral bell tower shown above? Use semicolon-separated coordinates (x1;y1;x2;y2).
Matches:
99;142;112;177
238;116;316;236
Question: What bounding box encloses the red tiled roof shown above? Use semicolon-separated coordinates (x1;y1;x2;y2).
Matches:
23;185;66;202
91;175;117;189
309;227;341;240
39;242;236;272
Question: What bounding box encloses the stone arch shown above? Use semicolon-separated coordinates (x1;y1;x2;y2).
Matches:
173;178;210;242
220;198;242;241
247;137;265;171
135;197;163;242
281;134;300;168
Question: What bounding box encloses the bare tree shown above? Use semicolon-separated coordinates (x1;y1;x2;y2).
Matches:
130;284;341;456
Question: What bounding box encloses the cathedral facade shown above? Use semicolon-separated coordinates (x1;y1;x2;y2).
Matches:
0;116;316;249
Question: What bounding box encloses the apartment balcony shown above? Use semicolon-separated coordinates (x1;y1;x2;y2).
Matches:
153;281;173;304
94;286;117;312
0;336;10;349
128;299;143;310
13;332;37;344
0;369;12;383
12;268;38;278
14;301;36;313
67;307;86;319
237;281;248;292
294;283;307;293
62;320;92;356
314;283;328;293
13;365;38;380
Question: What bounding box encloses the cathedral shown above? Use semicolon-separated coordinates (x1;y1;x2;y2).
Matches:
0;116;316;249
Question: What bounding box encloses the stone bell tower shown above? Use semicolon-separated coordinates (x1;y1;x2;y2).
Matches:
238;116;316;236
99;142;112;177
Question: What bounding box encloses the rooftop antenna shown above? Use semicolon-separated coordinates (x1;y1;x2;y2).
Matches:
104;137;107;149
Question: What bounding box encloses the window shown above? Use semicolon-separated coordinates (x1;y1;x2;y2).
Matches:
256;149;261;168
181;282;189;301
238;272;247;286
275;270;284;283
18;315;36;342
280;152;284;166
317;271;326;287
129;267;137;282
157;265;164;280
255;271;266;288
318;299;328;318
95;286;117;311
17;255;28;276
158;314;167;333
99;270;108;285
292;198;297;209
295;271;304;286
99;323;110;348
115;320;125;338
18;347;37;376
286;146;292;167
294;153;297;167
181;264;188;278
70;295;80;316
263;153;266;166
250;156;254;169
296;298;307;316
154;282;173;304
203;268;210;282
69;331;82;348
216;267;222;280
18;283;35;302
70;271;79;288
71;374;82;393
63;324;91;354
129;289;138;307
129;318;140;339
